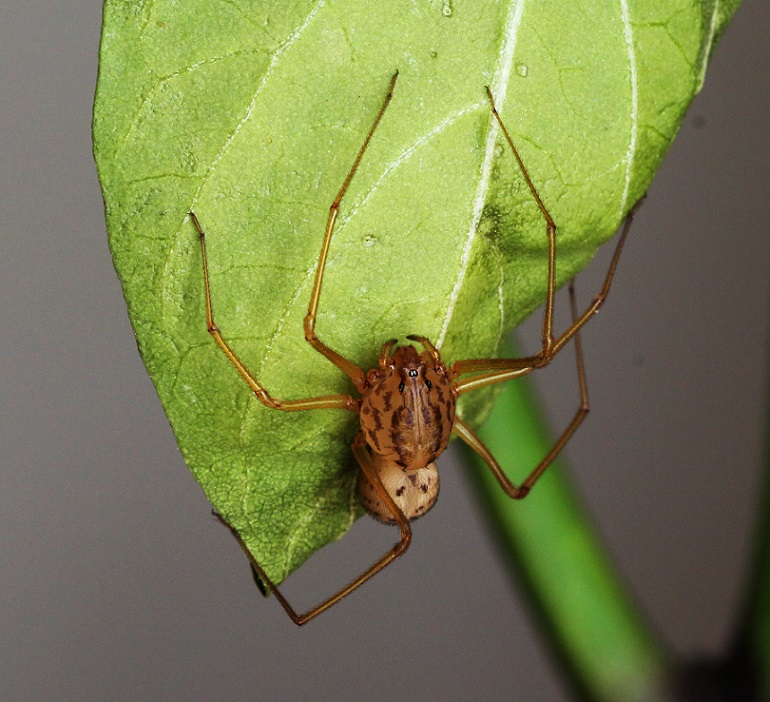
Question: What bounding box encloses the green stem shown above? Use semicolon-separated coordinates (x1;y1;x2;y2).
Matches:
461;373;670;702
734;362;770;698
747;496;770;698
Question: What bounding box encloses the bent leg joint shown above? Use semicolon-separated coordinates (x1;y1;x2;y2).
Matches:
303;315;317;342
534;349;554;369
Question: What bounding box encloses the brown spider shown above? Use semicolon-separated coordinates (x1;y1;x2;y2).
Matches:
188;72;638;625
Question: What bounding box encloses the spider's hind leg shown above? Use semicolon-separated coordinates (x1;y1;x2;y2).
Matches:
213;433;412;626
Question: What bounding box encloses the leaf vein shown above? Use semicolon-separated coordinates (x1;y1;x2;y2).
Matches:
437;0;526;348
696;0;720;91
186;0;326;215
618;0;639;220
338;101;485;230
158;1;327;331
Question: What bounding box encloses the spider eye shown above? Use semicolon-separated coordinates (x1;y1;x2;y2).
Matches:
398;382;405;392
408;369;418;377
425;379;433;389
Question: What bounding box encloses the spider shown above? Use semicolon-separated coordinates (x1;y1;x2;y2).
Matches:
188;71;639;625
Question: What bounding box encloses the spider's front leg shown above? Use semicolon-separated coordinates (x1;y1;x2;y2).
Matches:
452;88;639;392
303;72;399;392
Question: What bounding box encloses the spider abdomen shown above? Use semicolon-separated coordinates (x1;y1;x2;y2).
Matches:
357;455;440;523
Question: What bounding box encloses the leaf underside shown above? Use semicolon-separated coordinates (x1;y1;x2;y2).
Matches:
93;0;735;583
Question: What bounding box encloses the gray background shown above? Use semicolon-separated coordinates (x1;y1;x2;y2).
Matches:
2;2;769;700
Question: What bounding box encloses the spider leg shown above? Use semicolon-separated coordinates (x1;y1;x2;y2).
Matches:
452;201;639;393
547;197;641;359
453;283;589;498
190;212;356;412
406;334;441;363
304;72;400;391
486;86;557;357
455;88;640;394
216;433;412;626
378;338;399;368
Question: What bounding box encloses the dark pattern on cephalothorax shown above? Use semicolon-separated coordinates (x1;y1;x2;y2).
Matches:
360;345;455;470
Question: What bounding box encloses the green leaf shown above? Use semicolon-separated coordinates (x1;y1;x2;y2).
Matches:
93;0;733;584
